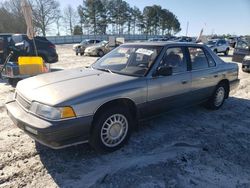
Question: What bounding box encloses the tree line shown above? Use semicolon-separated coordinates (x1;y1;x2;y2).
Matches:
0;0;181;36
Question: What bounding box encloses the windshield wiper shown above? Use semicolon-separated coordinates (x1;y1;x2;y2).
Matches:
96;68;113;73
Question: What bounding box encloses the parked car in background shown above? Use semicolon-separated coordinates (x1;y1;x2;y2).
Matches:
6;42;239;152
206;39;230;55
73;39;101;56
84;41;110;57
242;55;250;72
173;36;195;43
148;37;169;41
0;34;58;64
232;38;250;63
228;36;241;48
0;33;12;65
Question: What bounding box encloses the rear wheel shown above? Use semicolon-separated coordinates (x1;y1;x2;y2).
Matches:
8;78;20;87
90;107;132;152
97;50;104;57
224;48;229;56
206;83;227;110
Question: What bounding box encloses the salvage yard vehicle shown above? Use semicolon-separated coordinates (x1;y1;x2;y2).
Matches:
206;39;230;55
0;34;58;85
10;34;58;63
5;42;239;152
242;55;250;72
0;33;12;65
84;41;110;57
232;38;250;63
73;39;101;56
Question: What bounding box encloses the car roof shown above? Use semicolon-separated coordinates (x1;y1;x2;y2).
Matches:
123;41;203;47
0;33;13;36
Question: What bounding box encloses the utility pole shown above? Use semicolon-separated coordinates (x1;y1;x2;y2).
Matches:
185;21;189;36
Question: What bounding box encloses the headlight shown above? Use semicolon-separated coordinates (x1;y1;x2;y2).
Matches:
30;102;76;120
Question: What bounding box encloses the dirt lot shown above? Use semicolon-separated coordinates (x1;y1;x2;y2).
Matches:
0;45;250;188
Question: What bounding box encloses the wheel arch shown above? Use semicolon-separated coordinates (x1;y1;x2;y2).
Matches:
91;98;138;131
217;79;230;98
93;98;138;120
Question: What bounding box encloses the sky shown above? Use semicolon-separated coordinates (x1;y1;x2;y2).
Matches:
60;0;250;36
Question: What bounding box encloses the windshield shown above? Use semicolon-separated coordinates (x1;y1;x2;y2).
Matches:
206;40;217;45
81;40;89;44
92;45;162;77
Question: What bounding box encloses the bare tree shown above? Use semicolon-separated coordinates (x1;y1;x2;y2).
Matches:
32;0;60;36
0;0;26;33
63;5;77;35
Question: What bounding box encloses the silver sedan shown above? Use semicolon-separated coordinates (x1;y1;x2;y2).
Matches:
6;42;239;152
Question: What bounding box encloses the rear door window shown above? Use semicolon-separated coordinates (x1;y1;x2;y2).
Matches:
12;35;23;44
160;47;187;73
188;47;209;70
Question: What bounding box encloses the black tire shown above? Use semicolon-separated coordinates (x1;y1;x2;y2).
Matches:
224;48;229;56
8;78;19;87
213;49;218;54
97;50;104;57
80;52;84;56
206;83;227;110
76;52;78;56
90;107;132;152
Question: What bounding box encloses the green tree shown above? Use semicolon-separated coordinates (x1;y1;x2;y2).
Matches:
83;0;105;35
73;25;83;35
143;5;181;36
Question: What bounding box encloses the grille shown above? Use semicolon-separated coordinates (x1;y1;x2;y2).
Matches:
16;93;31;110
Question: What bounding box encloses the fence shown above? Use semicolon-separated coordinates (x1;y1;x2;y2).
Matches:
46;34;162;44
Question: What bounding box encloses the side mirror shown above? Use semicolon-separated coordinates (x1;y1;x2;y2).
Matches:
153;66;173;77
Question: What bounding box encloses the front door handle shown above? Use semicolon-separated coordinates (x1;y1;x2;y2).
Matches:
182;80;188;84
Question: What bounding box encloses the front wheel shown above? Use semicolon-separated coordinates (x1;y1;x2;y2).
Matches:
97;50;104;57
206;83;227;110
90;107;132;152
224;48;229;56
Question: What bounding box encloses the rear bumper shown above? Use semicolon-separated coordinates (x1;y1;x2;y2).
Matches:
230;79;240;91
47;53;58;64
5;100;93;149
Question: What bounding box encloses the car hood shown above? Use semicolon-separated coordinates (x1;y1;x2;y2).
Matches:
16;68;137;106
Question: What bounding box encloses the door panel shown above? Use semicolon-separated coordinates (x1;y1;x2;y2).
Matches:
146;73;191;116
145;47;192;117
188;47;218;101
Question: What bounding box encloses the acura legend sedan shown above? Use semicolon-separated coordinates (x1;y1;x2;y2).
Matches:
6;42;239;152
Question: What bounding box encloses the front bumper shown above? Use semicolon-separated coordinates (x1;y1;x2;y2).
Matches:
5;100;93;149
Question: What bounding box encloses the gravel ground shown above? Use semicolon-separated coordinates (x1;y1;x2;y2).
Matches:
0;45;250;188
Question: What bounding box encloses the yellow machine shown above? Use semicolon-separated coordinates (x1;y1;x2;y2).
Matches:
0;54;49;86
18;56;48;75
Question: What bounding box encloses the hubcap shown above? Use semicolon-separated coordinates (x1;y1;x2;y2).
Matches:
214;87;225;107
101;114;128;147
